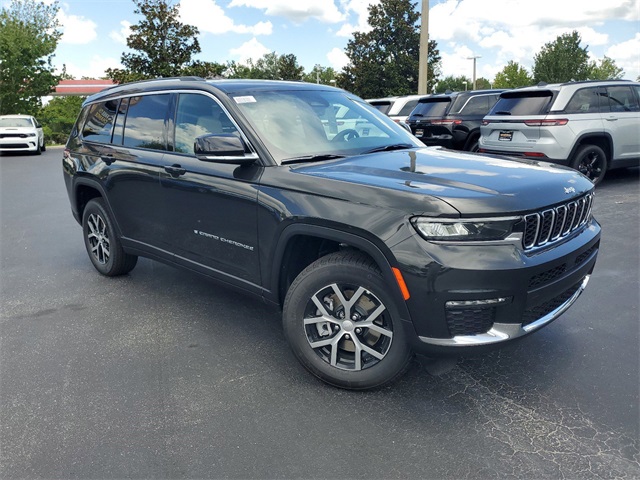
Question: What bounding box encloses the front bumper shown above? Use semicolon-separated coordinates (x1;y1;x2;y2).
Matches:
392;218;600;353
0;138;39;152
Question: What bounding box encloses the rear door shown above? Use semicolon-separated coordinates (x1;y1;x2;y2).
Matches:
603;85;640;161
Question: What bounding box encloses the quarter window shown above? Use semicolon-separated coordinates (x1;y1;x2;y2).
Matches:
122;94;170;150
82;100;119;143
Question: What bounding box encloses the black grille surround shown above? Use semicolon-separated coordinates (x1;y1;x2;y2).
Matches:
523;193;594;250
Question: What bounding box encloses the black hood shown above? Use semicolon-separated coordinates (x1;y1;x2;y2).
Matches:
292;147;593;215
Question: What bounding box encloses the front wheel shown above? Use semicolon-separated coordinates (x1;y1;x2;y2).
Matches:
82;198;138;276
283;251;412;389
571;144;607;185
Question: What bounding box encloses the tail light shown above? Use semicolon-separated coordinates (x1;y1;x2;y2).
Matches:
430;119;462;125
524;119;568;126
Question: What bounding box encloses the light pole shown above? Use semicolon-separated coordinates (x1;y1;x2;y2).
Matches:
462;81;468;91
467;55;481;90
418;0;429;94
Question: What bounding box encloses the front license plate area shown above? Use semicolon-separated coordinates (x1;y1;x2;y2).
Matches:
415;129;424;137
499;131;513;141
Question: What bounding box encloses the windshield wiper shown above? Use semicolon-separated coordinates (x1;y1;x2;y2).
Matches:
360;143;414;155
281;154;346;165
494;111;512;115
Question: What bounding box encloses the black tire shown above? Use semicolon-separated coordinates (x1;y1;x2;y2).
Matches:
34;144;41;155
570;144;607;185
464;136;479;152
41;141;46;152
82;198;137;276
283;251;412;390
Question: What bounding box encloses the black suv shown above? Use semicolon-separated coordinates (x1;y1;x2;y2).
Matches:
63;78;600;389
407;89;505;151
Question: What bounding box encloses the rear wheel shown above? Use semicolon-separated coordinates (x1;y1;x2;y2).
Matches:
82;198;138;276
283;251;412;390
571;144;607;185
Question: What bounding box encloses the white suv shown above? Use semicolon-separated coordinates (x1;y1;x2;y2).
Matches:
367;94;431;125
0;114;46;155
479;80;640;184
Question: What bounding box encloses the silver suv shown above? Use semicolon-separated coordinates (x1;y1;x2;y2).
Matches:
479;80;640;184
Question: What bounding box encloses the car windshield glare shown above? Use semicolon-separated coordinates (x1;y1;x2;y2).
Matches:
232;90;420;164
0;118;33;128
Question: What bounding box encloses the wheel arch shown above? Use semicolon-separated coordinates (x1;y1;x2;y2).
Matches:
568;133;613;166
269;223;411;321
72;178;124;236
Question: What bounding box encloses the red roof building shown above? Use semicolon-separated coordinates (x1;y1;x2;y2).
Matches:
53;79;116;96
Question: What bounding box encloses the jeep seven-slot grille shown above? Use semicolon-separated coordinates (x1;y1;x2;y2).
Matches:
523;193;593;250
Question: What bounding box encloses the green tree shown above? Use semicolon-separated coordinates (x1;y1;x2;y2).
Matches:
339;0;441;98
493;61;533;89
278;54;304;81
0;0;62;115
532;31;591;83
475;77;492;90
38;95;84;144
434;75;471;93
302;65;338;85
589;56;624;80
106;0;200;83
181;60;226;78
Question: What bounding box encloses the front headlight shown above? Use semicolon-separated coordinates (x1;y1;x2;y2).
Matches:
27;133;36;137
411;217;521;241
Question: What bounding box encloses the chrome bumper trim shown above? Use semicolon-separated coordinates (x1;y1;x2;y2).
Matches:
418;275;590;347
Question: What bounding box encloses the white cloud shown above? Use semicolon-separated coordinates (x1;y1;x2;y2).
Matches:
326;47;349;70
429;0;639;79
59;56;122;79
179;0;272;35
336;0;377;37
57;10;97;44
229;37;271;64
606;33;640;79
109;20;132;45
229;0;345;23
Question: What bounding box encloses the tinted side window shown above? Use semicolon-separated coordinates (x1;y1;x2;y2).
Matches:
605;86;639;112
122;94;170;150
458;95;491;115
564;88;600;114
397;99;420;116
174;93;239;154
82;99;119;143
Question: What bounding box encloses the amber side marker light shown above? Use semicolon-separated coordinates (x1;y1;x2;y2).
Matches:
392;267;411;300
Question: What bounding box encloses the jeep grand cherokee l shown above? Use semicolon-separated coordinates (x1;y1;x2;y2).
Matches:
479;80;640;184
407;89;505;151
62;78;600;390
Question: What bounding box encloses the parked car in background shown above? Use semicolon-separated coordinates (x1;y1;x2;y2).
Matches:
406;89;506;152
0;114;46;155
479;80;640;184
367;94;431;125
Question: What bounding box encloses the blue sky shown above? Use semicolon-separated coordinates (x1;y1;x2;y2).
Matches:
41;0;640;84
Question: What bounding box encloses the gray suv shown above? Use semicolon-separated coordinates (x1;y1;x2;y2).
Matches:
479;80;640;184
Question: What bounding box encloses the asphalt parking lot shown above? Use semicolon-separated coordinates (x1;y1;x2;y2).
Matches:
1;147;639;479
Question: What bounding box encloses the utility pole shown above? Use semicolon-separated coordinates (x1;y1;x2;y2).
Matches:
417;0;429;94
467;55;481;90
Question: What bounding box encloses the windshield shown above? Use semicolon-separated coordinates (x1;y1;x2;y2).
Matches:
489;91;554;116
0;117;33;128
232;90;421;164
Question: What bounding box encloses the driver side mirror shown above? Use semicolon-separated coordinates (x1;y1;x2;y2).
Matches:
194;134;258;165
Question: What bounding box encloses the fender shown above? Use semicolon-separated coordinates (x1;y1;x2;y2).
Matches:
566;132;613;164
268;222;413;322
71;176;125;237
